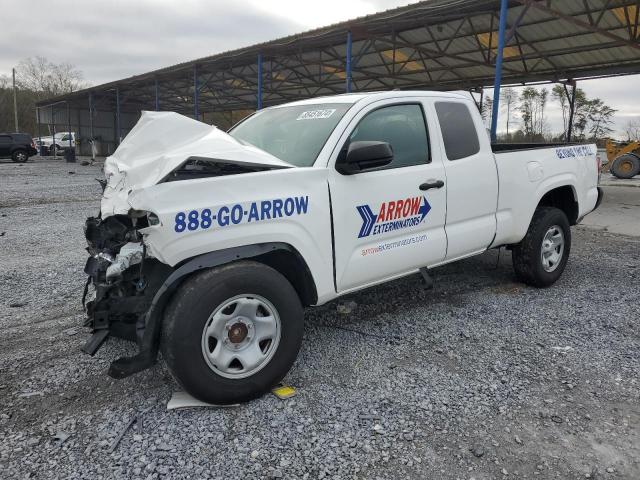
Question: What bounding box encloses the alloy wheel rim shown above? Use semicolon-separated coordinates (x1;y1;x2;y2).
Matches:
540;225;564;273
201;294;281;379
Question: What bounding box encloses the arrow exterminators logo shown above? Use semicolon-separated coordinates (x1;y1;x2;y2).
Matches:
356;196;431;238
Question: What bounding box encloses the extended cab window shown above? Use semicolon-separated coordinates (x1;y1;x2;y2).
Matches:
435;101;480;160
348;104;429;168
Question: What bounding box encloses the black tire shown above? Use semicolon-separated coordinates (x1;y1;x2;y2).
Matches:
611;154;640;179
11;149;28;163
161;261;304;404
512;207;571;288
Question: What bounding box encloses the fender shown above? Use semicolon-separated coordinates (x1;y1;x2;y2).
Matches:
108;242;312;378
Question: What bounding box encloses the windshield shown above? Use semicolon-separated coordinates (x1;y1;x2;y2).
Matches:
229;103;353;167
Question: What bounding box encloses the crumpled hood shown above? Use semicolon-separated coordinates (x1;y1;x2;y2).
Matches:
101;111;291;217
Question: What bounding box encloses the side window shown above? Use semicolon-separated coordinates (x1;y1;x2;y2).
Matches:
434;102;480;160
0;135;12;144
348;104;429;169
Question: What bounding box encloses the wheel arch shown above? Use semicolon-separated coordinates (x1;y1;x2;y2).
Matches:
108;242;317;379
536;184;579;225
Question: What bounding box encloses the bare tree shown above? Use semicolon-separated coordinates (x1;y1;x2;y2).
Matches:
623;117;640;142
518;87;548;141
500;87;517;137
16;56;86;99
481;96;493;128
551;85;568;137
0;57;88;134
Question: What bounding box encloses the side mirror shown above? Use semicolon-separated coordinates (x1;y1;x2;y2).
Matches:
336;141;394;175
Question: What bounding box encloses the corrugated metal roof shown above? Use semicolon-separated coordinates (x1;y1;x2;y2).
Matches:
38;0;640;113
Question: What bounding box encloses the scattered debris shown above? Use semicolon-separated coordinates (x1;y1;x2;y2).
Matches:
9;302;27;308
80;161;90;166
108;414;138;453
0;232;5;237
372;424;385;434
167;391;239;410
551;415;564;424
54;432;71;445
515;435;523;445
271;384;297;400
551;346;574;353
336;300;358;315
17;391;44;398
68;171;75;175
63;327;80;336
470;445;485;458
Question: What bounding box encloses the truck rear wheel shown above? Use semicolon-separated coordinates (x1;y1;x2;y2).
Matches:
512;207;571;288
611;154;640;179
161;261;304;404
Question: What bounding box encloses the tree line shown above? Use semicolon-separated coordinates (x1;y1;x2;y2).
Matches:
481;85;637;144
0;57;86;135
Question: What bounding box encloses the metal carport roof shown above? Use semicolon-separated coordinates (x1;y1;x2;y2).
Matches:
36;0;640;134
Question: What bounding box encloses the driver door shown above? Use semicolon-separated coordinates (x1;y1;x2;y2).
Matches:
328;99;448;293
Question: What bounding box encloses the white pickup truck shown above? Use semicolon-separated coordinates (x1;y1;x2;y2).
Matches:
82;91;602;404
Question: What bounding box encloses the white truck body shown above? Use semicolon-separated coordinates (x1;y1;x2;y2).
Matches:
83;91;601;402
101;91;599;303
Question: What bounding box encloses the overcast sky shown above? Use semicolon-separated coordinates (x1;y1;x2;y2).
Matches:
2;0;639;137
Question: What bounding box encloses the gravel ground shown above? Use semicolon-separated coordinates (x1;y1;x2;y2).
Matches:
1;156;639;480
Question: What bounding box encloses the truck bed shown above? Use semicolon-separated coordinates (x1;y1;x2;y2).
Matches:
491;142;580;153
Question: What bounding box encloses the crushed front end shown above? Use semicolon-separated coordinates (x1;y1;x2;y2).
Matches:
82;212;172;375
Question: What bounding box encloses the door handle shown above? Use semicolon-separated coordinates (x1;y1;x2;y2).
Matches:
419;180;445;191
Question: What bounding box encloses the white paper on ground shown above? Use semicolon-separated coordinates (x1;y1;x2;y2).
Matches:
167;391;240;410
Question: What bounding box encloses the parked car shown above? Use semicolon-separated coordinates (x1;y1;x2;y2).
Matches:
36;131;76;155
0;132;38;162
81;91;602;404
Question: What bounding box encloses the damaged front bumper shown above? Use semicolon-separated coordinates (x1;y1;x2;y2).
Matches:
82;214;172;378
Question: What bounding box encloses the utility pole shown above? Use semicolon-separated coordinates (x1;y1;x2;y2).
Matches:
12;68;19;132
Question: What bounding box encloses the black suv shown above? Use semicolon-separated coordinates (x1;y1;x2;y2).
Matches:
0;133;38;162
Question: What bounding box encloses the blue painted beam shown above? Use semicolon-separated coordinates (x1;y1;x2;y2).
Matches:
346;30;352;93
193;64;199;119
257;53;263;110
490;0;508;143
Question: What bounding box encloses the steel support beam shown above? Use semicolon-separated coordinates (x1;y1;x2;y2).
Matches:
346;30;353;93
521;0;640;51
490;0;508;143
116;87;121;145
193;64;199;119
89;92;94;141
67;102;72;150
155;79;160;111
564;80;577;142
257;53;263;110
36;107;41;155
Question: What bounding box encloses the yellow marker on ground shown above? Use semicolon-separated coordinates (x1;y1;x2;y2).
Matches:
271;385;297;399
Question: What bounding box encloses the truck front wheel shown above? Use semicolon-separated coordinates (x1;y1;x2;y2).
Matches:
512;207;571;288
161;261;304;404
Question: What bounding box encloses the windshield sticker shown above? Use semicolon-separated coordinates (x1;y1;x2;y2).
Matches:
174;196;309;233
357;196;431;239
296;109;336;121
